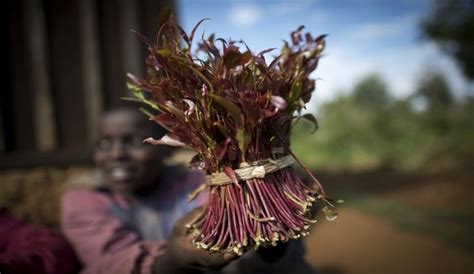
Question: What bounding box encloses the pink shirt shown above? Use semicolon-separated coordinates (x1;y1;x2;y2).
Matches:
61;170;204;274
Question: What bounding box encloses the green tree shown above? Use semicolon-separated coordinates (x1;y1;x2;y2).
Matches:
414;72;453;111
352;74;391;110
292;72;473;172
292;74;401;170
412;72;453;135
421;0;474;80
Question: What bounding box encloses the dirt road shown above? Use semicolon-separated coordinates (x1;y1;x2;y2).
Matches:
305;207;474;274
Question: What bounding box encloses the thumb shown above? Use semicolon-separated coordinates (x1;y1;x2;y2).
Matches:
223;251;238;262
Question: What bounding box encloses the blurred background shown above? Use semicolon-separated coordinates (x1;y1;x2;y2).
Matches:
1;0;473;273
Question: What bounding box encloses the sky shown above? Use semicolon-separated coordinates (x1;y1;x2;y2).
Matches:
177;0;473;110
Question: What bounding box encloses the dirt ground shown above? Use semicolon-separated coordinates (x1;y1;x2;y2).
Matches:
305;207;474;274
304;170;474;274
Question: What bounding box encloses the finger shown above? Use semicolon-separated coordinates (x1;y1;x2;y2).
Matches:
222;251;238;262
205;250;238;266
173;206;204;235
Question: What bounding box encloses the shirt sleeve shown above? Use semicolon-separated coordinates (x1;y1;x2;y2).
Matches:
60;188;166;274
0;209;79;274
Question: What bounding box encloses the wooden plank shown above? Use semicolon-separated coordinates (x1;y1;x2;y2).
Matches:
78;0;104;142
0;0;12;152
24;0;57;152
97;0;174;109
97;0;125;108
6;0;36;152
0;150;92;169
44;0;88;149
120;0;144;81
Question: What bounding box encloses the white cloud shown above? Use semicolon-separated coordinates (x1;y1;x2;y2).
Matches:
267;0;317;17
227;0;321;29
307;41;472;112
301;11;473;112
228;4;261;28
349;13;419;41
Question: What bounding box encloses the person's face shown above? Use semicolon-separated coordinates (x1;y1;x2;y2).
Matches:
94;110;168;195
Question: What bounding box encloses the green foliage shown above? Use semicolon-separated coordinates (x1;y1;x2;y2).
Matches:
291;73;474;171
352;74;391;109
421;0;474;80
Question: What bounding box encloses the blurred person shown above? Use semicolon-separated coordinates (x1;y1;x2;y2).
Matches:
61;106;314;274
0;207;79;274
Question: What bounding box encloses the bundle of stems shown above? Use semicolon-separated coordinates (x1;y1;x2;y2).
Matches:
127;14;339;255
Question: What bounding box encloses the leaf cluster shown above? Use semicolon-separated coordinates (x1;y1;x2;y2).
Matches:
127;15;325;173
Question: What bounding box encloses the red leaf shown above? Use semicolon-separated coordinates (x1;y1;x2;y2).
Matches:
150;113;175;127
189;18;211;44
223;46;242;69
216;138;231;161
257;48;276;56
223;166;241;188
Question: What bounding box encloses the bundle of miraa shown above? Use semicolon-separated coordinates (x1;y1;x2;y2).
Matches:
127;15;340;255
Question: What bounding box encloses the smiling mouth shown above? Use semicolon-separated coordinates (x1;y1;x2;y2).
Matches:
109;167;135;182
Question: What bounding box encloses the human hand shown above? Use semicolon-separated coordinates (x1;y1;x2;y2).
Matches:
153;207;238;274
257;242;289;263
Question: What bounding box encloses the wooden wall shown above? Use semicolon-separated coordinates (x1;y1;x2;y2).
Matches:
1;0;176;168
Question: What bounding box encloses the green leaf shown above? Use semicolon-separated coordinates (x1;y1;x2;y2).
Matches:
157;49;172;57
301;113;319;133
210;94;242;124
139;107;154;118
288;81;302;104
215;122;230;138
126;82;144;99
122;82;161;112
322;206;338;221
120;96;160;111
236;128;250;155
121;97;144;103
